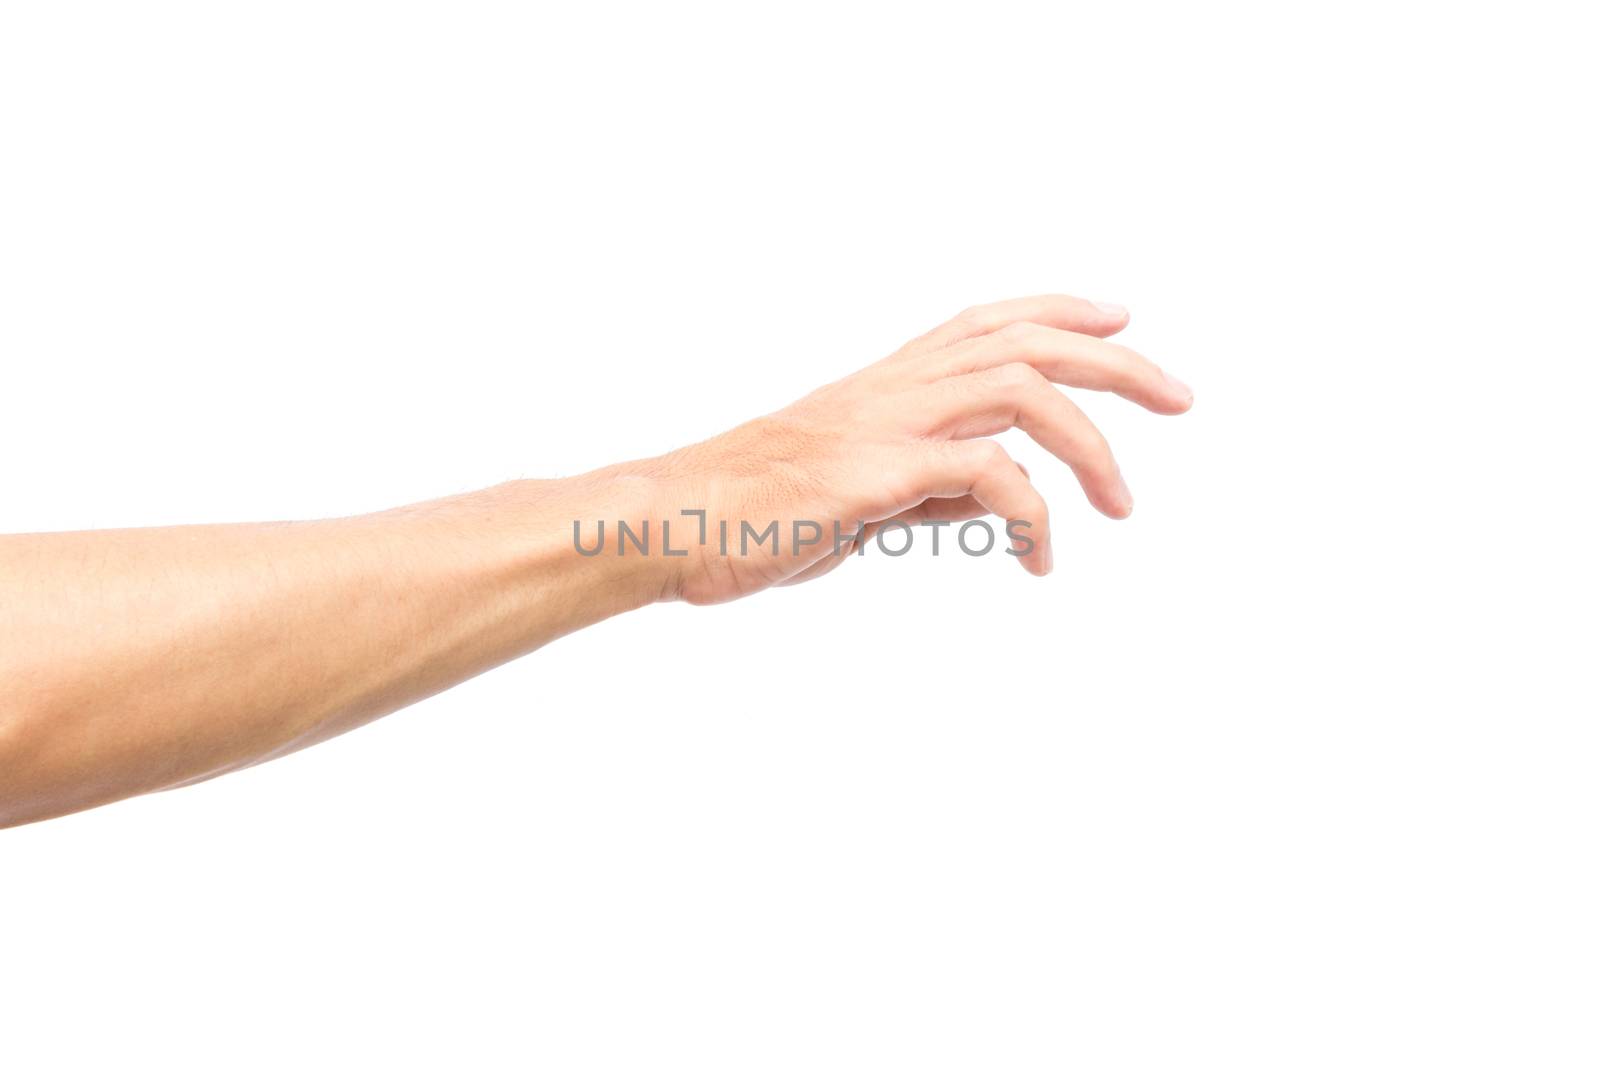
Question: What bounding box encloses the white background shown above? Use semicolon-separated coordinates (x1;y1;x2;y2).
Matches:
3;2;1596;1063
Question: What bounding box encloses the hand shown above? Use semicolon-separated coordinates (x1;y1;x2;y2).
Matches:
588;294;1194;605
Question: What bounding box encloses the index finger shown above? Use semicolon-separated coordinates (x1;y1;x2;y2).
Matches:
912;293;1131;351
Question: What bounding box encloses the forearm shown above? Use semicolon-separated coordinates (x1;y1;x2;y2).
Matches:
0;474;662;827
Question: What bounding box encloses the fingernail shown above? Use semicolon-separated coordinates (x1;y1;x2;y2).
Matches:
1162;369;1193;401
1091;300;1128;317
1114;469;1135;516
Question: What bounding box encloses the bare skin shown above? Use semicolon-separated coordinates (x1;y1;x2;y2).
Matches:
0;295;1192;828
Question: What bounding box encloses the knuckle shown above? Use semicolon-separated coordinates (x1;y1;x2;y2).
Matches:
1087;438;1119;480
953;305;994;332
971;439;1011;472
1058;410;1113;468
995;320;1038;346
960;438;1002;463
991;361;1046;393
1109;342;1151;375
1078;418;1113;459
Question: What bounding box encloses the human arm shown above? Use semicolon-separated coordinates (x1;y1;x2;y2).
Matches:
0;294;1192;827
